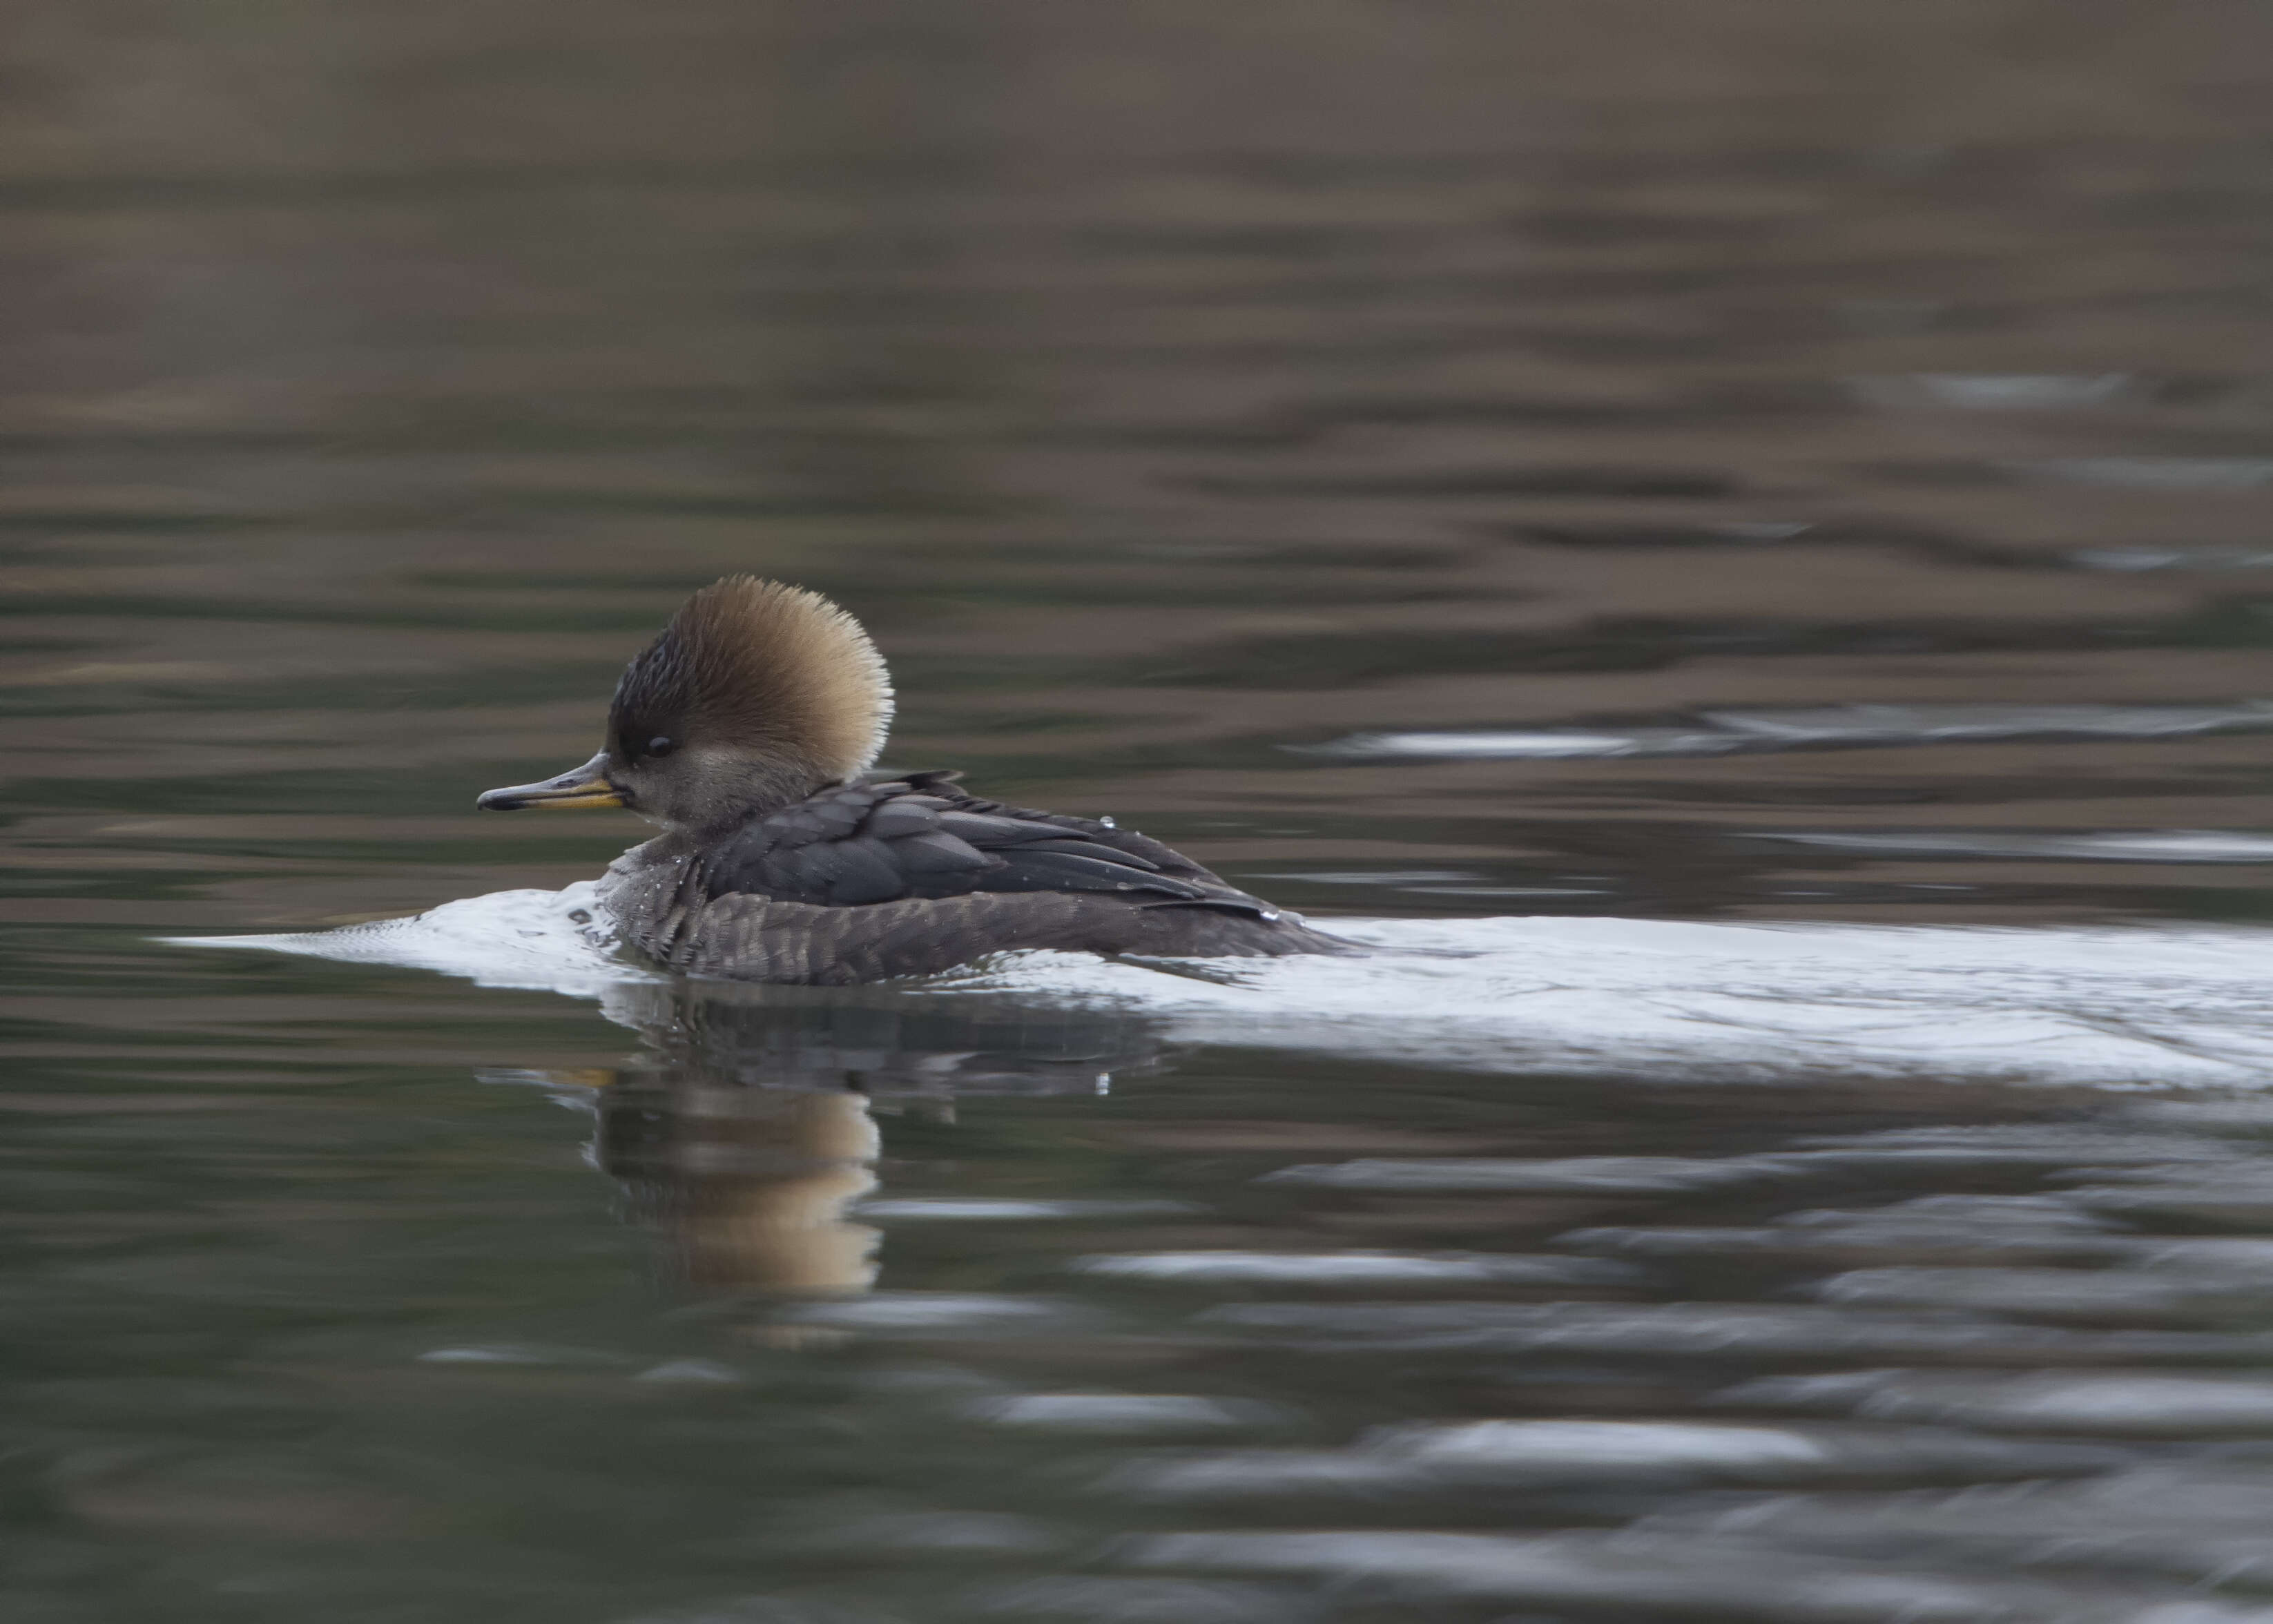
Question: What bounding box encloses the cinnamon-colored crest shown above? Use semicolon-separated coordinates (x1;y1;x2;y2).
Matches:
610;577;894;782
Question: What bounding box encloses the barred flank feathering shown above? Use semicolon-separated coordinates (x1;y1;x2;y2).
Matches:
610;577;894;784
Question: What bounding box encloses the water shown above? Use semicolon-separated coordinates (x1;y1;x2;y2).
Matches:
12;2;2273;1619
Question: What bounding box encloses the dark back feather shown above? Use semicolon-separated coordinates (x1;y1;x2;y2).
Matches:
688;777;1275;920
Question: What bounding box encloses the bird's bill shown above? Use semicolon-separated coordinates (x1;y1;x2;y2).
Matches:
476;752;627;811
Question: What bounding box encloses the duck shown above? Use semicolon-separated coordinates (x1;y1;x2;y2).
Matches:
476;575;1355;984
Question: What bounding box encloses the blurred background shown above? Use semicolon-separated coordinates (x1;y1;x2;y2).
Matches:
12;0;2273;929
12;3;2273;1621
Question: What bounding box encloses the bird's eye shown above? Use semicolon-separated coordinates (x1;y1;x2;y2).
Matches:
646;736;675;758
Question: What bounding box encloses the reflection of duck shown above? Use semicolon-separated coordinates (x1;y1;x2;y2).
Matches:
598;1079;882;1296
559;981;1174;1295
599;978;1172;1099
477;575;1353;983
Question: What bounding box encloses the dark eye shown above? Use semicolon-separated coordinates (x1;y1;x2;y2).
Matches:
645;736;675;758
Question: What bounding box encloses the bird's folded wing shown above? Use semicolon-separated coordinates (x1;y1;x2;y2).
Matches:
690;781;1268;915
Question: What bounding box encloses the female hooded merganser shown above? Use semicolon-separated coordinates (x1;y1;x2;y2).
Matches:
477;576;1353;984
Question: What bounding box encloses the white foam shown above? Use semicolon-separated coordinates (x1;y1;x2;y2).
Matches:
1757;829;2273;863
963;1393;1274;1433
1018;916;2273;1089
2071;547;2273;572
1304;702;2273;762
1847;372;2134;410
1071;1250;1636;1286
170;887;2273;1089
169;882;661;998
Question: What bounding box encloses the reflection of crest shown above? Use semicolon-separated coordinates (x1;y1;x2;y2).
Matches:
495;983;1173;1297
600;1083;884;1295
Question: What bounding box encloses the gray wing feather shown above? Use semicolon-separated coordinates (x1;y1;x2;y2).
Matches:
697;781;1244;911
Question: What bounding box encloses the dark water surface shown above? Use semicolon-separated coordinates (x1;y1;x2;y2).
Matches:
12;3;2273;1619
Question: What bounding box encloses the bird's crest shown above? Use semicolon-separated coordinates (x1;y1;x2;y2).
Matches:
610;576;894;782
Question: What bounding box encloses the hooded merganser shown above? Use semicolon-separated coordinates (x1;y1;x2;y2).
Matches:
476;576;1354;983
